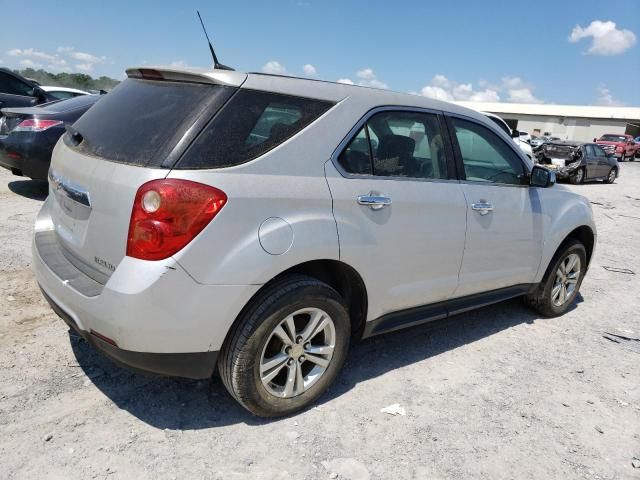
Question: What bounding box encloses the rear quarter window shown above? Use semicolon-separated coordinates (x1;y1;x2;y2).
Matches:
177;89;334;169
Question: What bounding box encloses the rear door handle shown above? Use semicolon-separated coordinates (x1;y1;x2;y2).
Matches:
357;194;392;210
471;201;494;215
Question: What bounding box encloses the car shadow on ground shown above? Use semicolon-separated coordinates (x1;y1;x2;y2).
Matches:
8;179;48;200
69;295;583;430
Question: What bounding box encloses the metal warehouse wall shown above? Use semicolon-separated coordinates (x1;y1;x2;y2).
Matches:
498;114;633;141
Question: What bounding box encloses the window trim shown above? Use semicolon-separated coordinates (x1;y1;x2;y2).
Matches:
444;113;531;188
331;105;458;183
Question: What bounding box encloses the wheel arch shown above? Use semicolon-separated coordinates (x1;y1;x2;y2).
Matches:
221;259;369;352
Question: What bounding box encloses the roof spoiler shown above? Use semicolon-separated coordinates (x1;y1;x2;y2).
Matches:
125;67;246;87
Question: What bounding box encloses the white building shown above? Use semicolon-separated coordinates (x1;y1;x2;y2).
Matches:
455;101;640;142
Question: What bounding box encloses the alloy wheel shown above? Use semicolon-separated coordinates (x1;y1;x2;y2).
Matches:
260;307;336;398
551;253;581;307
608;169;616;183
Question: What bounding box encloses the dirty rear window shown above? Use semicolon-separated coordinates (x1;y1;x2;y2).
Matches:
69;78;234;167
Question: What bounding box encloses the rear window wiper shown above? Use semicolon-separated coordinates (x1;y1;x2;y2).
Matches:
65;124;84;146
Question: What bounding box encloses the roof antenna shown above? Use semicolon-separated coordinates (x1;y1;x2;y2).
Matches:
197;10;234;71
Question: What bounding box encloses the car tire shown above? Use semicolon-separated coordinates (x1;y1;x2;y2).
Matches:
604;168;616;184
524;239;587;317
569;168;584;185
218;275;351;417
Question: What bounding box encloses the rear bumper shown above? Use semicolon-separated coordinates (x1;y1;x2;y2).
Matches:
0;132;52;180
33;197;260;378
41;288;218;379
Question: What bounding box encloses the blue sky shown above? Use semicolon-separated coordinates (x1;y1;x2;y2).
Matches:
1;0;639;106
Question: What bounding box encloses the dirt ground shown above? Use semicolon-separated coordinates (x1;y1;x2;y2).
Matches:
0;164;639;480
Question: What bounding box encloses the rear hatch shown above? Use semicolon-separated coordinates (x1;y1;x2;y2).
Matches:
46;69;244;283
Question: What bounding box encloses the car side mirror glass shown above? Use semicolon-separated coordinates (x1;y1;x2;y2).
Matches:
530;165;555;188
31;86;46;102
511;129;520;138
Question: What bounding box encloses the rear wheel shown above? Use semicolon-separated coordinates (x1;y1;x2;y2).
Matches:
569;167;584;185
604;168;616;184
524;239;586;317
218;275;350;417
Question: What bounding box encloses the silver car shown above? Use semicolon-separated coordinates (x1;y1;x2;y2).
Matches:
33;67;596;417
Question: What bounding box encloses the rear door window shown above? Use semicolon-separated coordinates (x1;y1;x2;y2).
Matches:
178;90;334;169
70;78;235;167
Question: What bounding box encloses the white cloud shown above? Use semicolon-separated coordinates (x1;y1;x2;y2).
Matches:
336;68;388;89
262;60;287;75
8;48;56;62
470;89;500;102
19;59;43;69
353;68;388;89
302;63;317;76
420;74;543;104
69;50;106;64
421;85;453;101
569;20;636;55
507;88;542;103
5;46;107;73
431;74;450;88
421;74;502;102
357;68;375;80
595;85;625;106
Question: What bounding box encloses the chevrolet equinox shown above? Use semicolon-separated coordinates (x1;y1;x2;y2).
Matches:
34;67;596;417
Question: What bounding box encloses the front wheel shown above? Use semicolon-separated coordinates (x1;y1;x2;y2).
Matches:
218;275;351;417
604;168;616;184
524;239;587;317
569;168;584;185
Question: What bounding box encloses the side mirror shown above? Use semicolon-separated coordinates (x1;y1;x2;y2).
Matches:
511;129;520;138
31;86;47;103
530;165;556;188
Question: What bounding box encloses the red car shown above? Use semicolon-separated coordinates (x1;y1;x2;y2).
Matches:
595;134;638;162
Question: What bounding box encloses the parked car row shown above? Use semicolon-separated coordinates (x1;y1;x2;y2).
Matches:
0;68;103;180
26;65;597;417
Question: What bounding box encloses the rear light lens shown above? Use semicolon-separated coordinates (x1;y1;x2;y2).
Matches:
127;179;227;261
14;119;63;132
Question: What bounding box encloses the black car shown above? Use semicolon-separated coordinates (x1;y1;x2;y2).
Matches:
0;68;57;112
535;140;619;184
0;94;101;180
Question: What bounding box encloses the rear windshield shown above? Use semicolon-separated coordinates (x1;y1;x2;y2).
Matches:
70;78;234;167
177;89;334;169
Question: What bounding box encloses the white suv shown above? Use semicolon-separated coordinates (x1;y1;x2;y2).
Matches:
34;67;596;417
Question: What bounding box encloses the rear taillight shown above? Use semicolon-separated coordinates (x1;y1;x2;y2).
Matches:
14;119;63;132
127;179;227;261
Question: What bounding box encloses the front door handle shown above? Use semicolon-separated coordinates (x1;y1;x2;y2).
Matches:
357;194;392;210
471;201;494;215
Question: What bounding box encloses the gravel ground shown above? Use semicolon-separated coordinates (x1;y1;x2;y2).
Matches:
0;164;639;480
